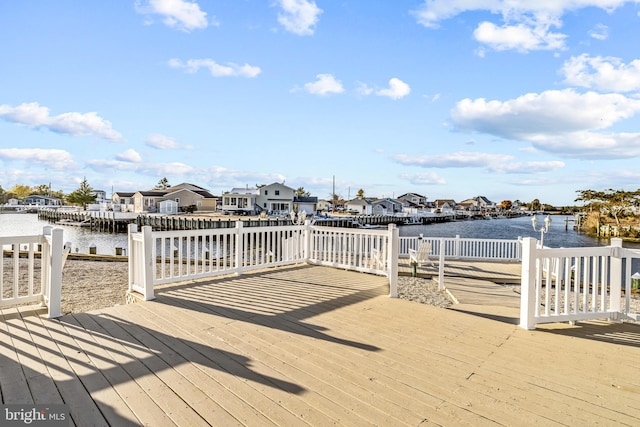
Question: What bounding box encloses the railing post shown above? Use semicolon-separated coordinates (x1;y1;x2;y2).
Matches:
388;224;399;298
235;221;244;275
609;238;623;320
303;220;311;262
141;226;155;300
46;228;64;318
455;235;460;259
438;237;445;290
519;237;538;330
127;223;137;295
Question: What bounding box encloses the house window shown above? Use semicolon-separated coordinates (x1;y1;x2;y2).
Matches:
231;197;237;206
264;190;268;195
275;190;280;196
175;198;180;204
197;201;202;207
223;197;229;205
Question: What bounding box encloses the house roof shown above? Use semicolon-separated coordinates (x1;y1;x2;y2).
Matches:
294;196;318;203
113;192;135;197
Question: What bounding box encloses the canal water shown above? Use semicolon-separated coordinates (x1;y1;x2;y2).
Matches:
0;212;623;256
1;213;129;255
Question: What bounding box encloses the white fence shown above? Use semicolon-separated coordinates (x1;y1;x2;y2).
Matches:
520;237;640;329
0;227;69;318
400;234;521;261
128;222;399;301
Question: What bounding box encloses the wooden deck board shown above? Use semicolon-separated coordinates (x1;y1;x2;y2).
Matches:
2;264;640;426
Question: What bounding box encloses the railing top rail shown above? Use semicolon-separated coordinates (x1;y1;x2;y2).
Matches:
310;225;389;236
537;246;616;256
0;235;44;244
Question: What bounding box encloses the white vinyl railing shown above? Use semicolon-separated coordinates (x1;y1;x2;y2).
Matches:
520;237;639;329
400;235;521;261
128;222;399;301
0;227;69;318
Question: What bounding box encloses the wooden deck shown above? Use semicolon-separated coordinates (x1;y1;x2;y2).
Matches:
2;264;640;426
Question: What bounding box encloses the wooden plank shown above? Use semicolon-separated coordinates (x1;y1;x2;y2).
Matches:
32;312;141;426
116;302;324;426
0;307;35;404
151;282;470;424
10;307;105;426
88;306;244;427
132;299;374;426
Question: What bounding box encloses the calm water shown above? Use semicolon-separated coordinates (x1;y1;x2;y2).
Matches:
399;214;612;248
0;213;129;255
0;212;627;256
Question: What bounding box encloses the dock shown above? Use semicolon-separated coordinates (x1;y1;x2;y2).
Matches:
2;264;639;425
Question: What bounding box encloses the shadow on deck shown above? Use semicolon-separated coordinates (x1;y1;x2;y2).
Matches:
2;264;640;426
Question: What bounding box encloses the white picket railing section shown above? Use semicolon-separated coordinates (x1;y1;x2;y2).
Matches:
0;227;68;318
128;222;399;301
520;237;640;329
400;235;521;261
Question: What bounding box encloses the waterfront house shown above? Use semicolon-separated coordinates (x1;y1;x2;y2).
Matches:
434;199;457;214
372;198;403;215
458;196;497;213
221;187;259;215
398;192;428;206
256;182;295;215
117;183;217;214
346;198;372;215
112;192;135;212
163;186;217;212
23;195;61;206
293;196;318;215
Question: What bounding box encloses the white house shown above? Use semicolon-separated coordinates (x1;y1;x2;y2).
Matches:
293;196;318;215
346;199;372;215
221;187;259;214
256;183;295;215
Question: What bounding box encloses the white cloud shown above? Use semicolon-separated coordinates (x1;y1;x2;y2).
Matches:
376;78;411;100
0;148;75;169
303;74;344;95
0;102;123;141
86;159;195;176
473;19;566;52
135;0;209;32
393;151;514;168
276;0;323;36
451;89;640;158
412;1;632;52
589;23;609;40
561;54;640;92
116;149;142;163
168;58;261;78
145;133;185;149
400;172;447;185
487;161;565;173
356;82;374;96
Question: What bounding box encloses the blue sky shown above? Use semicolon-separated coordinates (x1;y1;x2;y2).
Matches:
2;1;640;206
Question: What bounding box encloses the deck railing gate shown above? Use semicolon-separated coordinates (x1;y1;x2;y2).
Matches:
520;237;639;329
0;226;69;318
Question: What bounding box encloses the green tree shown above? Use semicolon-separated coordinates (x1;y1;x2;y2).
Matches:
154;177;171;190
529;198;541;212
295;187;310;198
32;184;52;195
575;188;640;228
66;177;96;209
356;188;365;199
